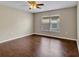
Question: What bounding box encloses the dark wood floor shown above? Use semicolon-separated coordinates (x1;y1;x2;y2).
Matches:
0;35;78;57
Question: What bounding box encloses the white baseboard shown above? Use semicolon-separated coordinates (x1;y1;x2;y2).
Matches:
0;34;33;44
0;33;77;44
33;33;77;41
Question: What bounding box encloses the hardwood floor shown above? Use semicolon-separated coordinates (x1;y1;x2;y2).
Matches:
0;35;78;57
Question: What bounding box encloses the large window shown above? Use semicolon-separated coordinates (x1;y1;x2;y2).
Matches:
41;15;60;32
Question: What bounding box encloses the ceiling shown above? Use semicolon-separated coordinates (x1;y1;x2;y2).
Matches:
0;1;77;13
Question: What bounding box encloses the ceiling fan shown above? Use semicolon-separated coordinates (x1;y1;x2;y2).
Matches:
28;1;44;9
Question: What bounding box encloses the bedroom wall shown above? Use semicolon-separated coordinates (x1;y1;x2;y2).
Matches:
0;5;33;42
34;7;77;40
77;2;79;51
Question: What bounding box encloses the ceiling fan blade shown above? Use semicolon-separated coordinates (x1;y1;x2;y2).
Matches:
28;1;36;4
28;1;32;3
37;6;41;9
37;4;44;6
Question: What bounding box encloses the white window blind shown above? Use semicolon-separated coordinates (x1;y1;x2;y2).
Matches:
41;15;60;32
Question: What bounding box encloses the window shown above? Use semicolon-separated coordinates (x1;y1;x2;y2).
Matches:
41;17;50;31
50;16;60;32
41;15;60;32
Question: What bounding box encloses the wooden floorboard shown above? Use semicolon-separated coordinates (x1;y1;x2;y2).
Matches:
0;35;78;57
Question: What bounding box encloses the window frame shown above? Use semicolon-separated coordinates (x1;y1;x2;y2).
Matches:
41;15;60;32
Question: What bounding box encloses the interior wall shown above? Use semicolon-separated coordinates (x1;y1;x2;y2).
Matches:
77;2;79;51
34;7;77;40
0;5;33;42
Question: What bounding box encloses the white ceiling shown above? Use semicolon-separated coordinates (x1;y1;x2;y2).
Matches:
0;1;77;13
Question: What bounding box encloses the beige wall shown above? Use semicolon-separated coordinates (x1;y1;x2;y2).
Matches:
0;5;33;42
77;2;79;51
0;5;77;42
34;7;77;40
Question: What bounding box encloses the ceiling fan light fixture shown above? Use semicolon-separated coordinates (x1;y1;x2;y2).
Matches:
30;4;37;9
28;1;44;9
